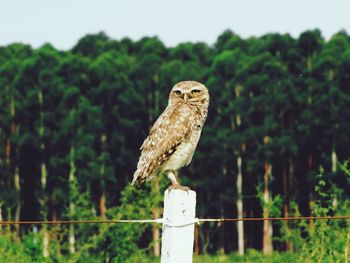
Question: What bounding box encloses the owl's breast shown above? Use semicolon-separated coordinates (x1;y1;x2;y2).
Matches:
162;130;202;171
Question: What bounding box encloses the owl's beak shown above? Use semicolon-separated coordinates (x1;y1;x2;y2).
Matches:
183;93;189;102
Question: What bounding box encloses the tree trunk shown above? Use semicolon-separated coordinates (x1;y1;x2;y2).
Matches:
69;146;76;254
219;205;225;254
5;139;10;165
4;138;10;234
307;55;313;105
152;207;160;256
263;136;273;255
69;223;76;254
218;160;227;254
263;161;273;254
282;165;289;217
100;134;107;218
152;179;160;256
42;177;49;257
288;156;294;201
331;145;337;173
234;85;245;255
0;203;2;231
14;166;20;240
309;192;314;234
194;225;200;255
236;154;244;255
7;91;21;238
282;163;293;251
99;191;106;218
38;89;50;257
308;154;314;232
43;230;50;258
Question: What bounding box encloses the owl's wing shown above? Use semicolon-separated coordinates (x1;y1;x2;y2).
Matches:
132;103;193;186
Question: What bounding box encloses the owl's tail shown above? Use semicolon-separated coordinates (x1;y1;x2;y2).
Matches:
131;169;144;187
131;171;138;186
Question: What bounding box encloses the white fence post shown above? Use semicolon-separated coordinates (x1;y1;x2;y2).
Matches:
161;189;196;263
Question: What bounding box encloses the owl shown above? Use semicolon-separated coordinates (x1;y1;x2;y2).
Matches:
131;80;209;190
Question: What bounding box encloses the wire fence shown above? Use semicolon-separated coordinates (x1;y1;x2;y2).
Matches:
1;215;350;227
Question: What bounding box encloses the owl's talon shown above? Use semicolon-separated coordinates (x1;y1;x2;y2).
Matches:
167;184;190;192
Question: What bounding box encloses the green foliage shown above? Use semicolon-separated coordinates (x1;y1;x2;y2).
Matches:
278;164;350;262
0;232;49;263
89;185;156;262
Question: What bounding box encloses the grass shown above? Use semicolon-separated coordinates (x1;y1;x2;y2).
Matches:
130;250;299;263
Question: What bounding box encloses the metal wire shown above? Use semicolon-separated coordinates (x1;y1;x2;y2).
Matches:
198;215;350;222
0;219;161;225
1;215;350;226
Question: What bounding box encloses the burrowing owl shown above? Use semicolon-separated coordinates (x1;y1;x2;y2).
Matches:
131;80;209;190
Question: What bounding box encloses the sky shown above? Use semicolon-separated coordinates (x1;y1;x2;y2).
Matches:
1;0;349;50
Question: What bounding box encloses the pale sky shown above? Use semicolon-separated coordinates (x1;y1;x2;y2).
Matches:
1;0;349;50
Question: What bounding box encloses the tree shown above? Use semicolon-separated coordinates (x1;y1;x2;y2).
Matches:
0;45;32;237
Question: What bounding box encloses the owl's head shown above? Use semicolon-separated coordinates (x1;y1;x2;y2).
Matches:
169;81;209;108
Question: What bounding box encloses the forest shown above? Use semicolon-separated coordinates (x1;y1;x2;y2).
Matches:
1;29;350;262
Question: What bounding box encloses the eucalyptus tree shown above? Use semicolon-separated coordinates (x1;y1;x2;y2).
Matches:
237;50;293;254
312;32;350;174
89;50;140;212
209;45;247;254
0;44;32;236
11;44;64;256
294;30;324;217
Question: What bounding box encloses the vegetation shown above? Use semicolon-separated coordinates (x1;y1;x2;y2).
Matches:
0;29;350;261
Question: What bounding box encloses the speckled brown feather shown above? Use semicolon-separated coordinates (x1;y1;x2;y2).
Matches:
131;103;193;186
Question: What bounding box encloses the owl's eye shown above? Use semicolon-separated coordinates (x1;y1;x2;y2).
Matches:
191;89;201;94
174;90;182;95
